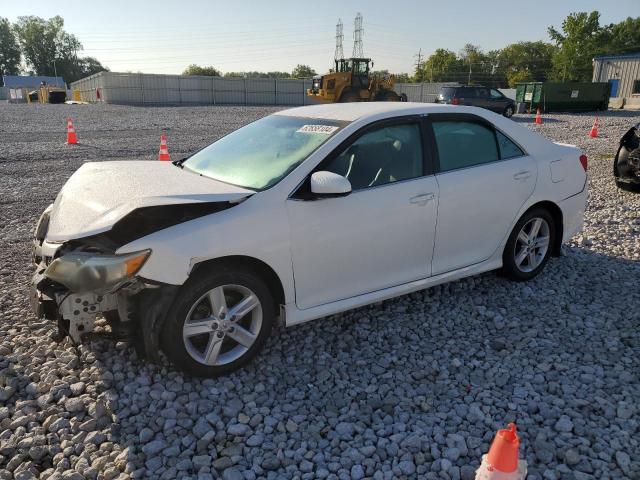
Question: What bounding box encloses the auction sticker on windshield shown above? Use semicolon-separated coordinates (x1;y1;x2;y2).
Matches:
296;125;339;134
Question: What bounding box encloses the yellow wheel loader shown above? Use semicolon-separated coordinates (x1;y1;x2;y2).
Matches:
307;58;407;103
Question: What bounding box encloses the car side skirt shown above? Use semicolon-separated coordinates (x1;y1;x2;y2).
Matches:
283;257;502;327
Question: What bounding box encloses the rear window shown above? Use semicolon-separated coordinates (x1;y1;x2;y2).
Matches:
439;87;458;99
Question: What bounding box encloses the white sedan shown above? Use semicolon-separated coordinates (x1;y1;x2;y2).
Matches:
31;103;587;377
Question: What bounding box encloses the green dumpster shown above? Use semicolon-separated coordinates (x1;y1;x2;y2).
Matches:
515;82;610;112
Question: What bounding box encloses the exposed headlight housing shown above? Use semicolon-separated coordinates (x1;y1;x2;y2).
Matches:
44;250;151;293
35;204;54;241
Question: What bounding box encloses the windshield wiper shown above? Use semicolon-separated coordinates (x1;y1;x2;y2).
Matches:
172;157;189;168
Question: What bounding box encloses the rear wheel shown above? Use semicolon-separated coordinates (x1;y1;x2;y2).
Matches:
502;208;555;281
161;267;274;377
377;90;400;102
503;105;514;118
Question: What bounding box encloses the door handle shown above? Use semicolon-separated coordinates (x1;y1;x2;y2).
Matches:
410;193;435;205
513;170;531;180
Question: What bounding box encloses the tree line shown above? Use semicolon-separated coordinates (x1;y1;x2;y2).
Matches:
414;12;639;87
1;11;637;87
0;16;108;84
182;64;318;79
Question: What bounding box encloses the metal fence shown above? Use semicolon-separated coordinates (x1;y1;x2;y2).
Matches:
71;72;460;106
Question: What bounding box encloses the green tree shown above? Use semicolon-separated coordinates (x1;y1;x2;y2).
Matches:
291;64;316;78
14;16;80;77
548;11;604;81
498;41;556;86
421;49;462;82
600;17;640;55
0;17;21;76
13;15;106;83
182;64;221;76
507;70;534;86
394;73;411;83
73;56;108;79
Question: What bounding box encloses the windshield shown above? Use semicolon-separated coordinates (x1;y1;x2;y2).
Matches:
183;115;346;190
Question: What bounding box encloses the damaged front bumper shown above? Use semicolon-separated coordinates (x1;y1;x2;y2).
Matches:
30;208;178;360
31;257;178;361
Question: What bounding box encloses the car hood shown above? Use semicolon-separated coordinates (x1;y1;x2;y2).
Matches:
46;161;253;242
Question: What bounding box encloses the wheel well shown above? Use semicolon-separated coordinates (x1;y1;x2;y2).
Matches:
190;256;285;312
525;201;564;256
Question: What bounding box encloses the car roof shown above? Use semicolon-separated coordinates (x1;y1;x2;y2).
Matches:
275;102;554;156
276;102;464;122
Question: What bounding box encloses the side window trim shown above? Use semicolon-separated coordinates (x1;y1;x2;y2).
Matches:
289;115;434;199
426;113;528;174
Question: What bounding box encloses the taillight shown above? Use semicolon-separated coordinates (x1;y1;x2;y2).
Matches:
579;154;588;171
451;97;460;105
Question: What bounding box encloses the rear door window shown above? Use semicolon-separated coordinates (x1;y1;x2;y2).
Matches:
431;120;499;172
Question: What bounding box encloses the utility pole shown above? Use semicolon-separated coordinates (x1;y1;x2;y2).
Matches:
414;49;424;81
352;13;364;58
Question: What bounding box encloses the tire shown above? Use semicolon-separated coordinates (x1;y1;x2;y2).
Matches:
377;90;400;102
615;180;640;192
339;89;360;103
161;266;274;377
503;105;514;118
501;208;556;282
614;156;640;192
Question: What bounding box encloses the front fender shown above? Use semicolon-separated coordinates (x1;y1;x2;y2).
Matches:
116;197;295;303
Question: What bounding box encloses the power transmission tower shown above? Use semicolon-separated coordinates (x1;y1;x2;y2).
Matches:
334;19;344;61
352;13;363;58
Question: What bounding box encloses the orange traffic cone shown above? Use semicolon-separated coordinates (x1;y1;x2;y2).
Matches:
589;115;599;138
534;108;543;125
475;423;527;479
66;118;78;144
158;133;171;161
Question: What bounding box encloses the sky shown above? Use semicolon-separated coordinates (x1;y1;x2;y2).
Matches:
3;0;640;75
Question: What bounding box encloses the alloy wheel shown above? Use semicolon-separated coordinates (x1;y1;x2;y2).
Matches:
513;217;550;273
182;284;262;366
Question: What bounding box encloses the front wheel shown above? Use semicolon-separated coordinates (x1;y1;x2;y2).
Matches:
501;208;556;281
161;267;274;377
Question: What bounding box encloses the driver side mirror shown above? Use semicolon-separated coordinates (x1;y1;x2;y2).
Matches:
310;171;352;198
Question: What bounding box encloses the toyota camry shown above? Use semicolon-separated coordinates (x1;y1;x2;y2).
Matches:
31;103;587;377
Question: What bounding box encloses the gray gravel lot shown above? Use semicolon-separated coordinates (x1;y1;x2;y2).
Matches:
0;103;639;480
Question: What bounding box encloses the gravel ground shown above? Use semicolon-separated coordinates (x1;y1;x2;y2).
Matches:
0;103;639;480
